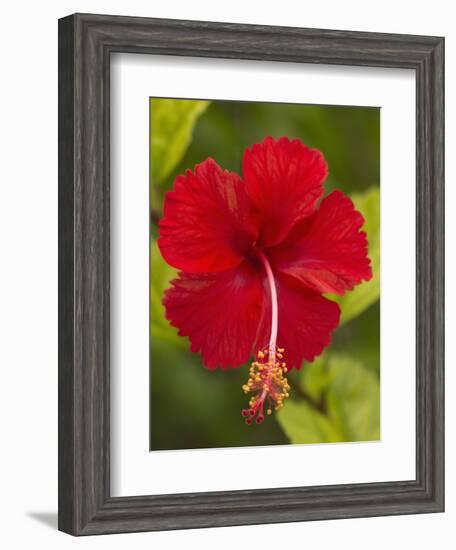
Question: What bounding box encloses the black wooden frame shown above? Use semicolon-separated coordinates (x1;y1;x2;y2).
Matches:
58;13;445;535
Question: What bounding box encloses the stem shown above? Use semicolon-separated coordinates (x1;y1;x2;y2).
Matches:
257;251;278;353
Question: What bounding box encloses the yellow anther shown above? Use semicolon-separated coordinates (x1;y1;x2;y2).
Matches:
242;346;290;423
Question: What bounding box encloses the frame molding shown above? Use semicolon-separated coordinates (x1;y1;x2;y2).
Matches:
58;13;444;535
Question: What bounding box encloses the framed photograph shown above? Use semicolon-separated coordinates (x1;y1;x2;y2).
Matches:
58;13;444;535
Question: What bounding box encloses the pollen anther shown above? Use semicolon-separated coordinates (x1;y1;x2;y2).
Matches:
241;346;290;425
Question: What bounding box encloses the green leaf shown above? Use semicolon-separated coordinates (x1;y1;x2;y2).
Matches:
325;354;380;441
150;239;186;348
298;355;332;403
277;398;345;444
150;99;209;185
278;353;380;444
331;187;380;325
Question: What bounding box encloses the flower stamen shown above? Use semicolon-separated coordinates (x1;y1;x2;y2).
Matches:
241;347;290;424
241;251;290;424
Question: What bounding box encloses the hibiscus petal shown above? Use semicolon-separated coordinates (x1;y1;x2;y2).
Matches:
270;190;373;295
158;158;257;273
243;136;327;247
255;275;341;369
163;262;264;369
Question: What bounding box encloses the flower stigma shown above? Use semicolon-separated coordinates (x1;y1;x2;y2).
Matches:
241;251;290;424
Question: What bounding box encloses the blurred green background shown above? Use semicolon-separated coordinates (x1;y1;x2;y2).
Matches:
150;98;380;451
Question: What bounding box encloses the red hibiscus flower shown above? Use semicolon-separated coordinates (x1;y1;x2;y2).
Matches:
158;136;372;424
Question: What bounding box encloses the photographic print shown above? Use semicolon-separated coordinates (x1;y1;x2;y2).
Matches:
58;15;444;534
150;98;380;451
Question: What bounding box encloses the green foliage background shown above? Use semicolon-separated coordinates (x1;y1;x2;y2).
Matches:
150;98;380;450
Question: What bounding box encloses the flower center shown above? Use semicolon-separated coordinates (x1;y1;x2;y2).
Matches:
241;251;290;424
